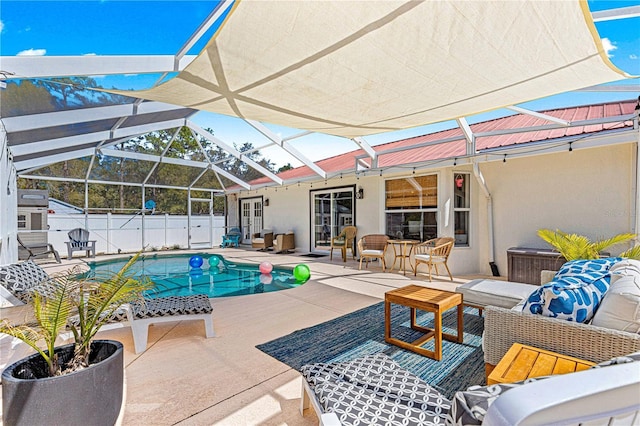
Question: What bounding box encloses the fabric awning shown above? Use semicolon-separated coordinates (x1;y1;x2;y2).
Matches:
112;0;631;138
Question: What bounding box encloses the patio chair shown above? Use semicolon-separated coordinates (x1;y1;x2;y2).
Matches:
357;234;388;271
330;226;357;262
274;231;295;253
17;234;61;263
221;227;241;248
414;237;454;281
252;229;274;251
65;228;96;260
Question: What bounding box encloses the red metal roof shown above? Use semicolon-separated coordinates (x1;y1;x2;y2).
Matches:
249;99;637;185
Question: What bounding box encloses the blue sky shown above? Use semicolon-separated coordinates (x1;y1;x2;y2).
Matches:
1;0;639;167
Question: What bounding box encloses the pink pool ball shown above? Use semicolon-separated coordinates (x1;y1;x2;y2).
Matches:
259;261;273;274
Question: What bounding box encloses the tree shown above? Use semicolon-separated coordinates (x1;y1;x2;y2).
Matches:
1;80;56;116
278;163;294;173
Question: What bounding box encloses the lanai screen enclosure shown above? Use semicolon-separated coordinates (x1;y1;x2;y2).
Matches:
1;0;638;264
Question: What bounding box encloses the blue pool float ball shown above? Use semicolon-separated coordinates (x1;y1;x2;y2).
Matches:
189;255;204;268
293;264;311;283
189;267;203;279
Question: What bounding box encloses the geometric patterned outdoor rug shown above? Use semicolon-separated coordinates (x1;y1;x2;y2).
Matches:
256;302;485;399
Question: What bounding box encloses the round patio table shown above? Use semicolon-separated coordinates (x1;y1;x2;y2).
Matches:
387;239;419;275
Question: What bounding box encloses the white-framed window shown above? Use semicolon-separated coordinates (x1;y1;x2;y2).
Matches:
17;214;26;229
384;174;438;242
454;173;470;247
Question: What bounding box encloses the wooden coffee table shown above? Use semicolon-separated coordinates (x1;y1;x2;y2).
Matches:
487;343;595;385
384;285;463;361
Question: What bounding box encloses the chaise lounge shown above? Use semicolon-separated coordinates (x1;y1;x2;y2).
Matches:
17;234;61;264
0;260;215;355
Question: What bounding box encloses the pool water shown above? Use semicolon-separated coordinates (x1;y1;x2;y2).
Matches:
85;253;307;298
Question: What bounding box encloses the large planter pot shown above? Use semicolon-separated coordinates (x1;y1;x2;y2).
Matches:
2;339;124;426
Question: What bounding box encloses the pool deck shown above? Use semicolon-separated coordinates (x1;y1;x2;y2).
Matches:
0;248;490;425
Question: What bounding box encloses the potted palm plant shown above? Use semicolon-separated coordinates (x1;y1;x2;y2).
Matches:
0;253;153;426
537;229;637;261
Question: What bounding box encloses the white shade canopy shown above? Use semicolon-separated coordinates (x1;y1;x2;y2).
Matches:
114;0;631;138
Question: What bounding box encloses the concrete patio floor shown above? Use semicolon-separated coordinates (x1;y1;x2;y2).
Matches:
0;247;487;425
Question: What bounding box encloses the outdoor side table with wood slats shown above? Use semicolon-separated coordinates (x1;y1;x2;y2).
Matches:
384;285;463;361
487;343;595;385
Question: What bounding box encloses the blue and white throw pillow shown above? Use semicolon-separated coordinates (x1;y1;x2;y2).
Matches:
554;257;621;279
523;271;611;323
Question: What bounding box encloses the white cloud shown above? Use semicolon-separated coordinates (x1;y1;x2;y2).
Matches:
83;53;97;56
17;48;47;56
601;38;617;58
0;20;4;33
630;54;638;60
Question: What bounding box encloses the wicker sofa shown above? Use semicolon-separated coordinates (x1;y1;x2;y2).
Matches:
471;258;640;373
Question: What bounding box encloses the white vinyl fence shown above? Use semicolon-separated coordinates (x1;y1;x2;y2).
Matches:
38;213;227;256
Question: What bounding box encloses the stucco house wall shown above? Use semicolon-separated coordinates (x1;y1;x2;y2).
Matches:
227;136;637;280
482;142;636;278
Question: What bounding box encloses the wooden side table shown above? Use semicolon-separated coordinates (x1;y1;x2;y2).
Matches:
384;285;463;361
487;343;595;385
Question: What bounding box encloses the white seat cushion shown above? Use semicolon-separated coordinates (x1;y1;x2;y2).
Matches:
592;274;640;333
415;254;446;262
253;238;265;243
610;259;640;284
456;279;538;309
362;249;383;255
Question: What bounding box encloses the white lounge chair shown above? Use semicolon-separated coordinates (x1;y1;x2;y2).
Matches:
125;294;215;354
0;261;215;355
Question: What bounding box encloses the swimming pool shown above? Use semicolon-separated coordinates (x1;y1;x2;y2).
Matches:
85;253;308;298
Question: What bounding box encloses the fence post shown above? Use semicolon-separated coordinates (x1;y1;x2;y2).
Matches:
107;212;112;254
165;213;169;248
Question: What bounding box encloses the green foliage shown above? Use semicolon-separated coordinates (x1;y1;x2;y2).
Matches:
537;229;636;261
277;163;294;173
0;253;153;377
619;245;640;260
0;278;73;376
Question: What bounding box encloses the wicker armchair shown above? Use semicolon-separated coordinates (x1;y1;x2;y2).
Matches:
330;226;357;262
251;229;274;251
274;232;295;253
357;234;389;271
413;237;454;281
483;305;640;376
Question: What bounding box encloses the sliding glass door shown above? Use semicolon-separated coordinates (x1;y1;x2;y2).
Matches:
311;188;354;252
